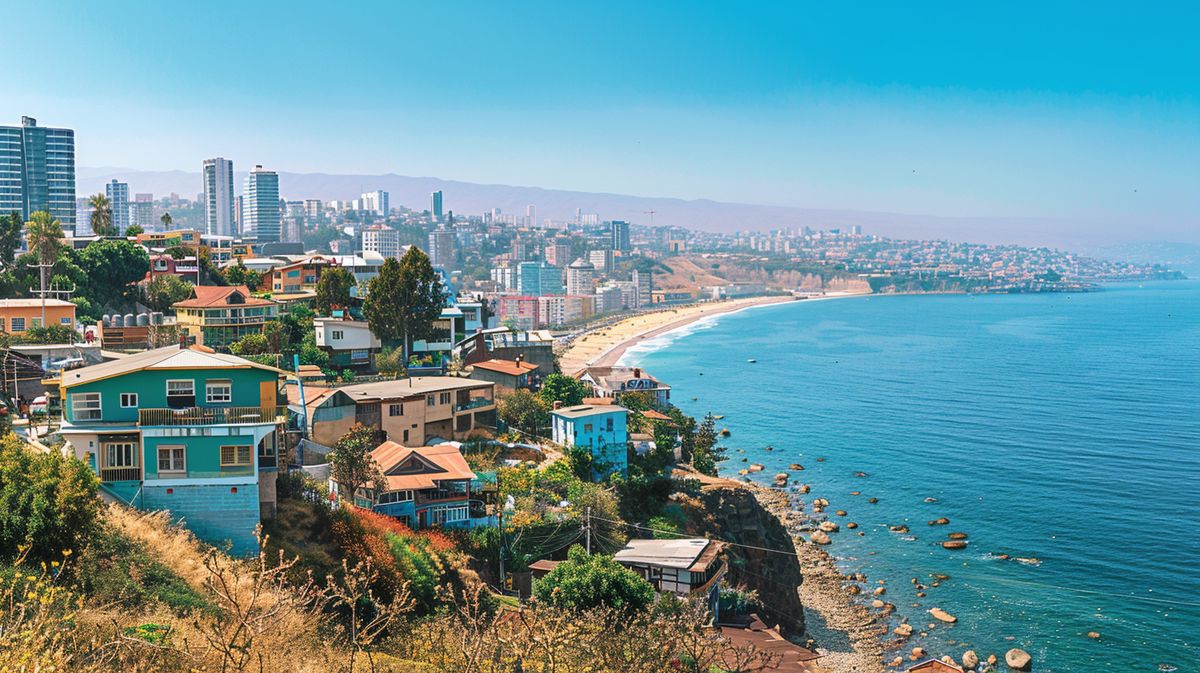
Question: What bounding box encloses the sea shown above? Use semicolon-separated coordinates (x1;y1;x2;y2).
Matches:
620;280;1200;673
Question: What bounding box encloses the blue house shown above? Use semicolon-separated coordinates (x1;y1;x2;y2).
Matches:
550;403;629;479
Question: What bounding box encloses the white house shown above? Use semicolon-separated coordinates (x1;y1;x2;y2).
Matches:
313;317;381;370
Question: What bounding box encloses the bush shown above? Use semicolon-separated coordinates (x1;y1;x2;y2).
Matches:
0;433;99;564
533;544;654;614
75;524;213;615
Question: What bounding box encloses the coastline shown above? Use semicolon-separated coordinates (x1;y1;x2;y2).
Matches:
557;291;869;374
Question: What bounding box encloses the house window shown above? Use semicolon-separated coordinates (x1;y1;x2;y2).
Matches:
10;317;25;332
206;379;232;404
331;330;344;340
72;392;102;420
220;445;253;467
606;417;614;432
426;394;435;407
378;490;413;504
166;380;195;408
105;441;137;468
120;393;138;408
60;317;72;325
157;446;186;473
388;403;404;417
0;318;5;331
350;349;369;362
429;505;469;525
584;423;593;433
439;392;451;405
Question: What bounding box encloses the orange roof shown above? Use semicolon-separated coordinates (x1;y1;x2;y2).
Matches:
285;384;331;406
581;397;617;406
173;285;275;308
371;442;476;492
642;409;672;421
473;359;539;377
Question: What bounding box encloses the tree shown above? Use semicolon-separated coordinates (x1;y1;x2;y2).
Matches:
124;224;144;236
24;211;65;325
87;193;116;236
498;389;548;435
160;212;173;230
229;333;271;356
362;247;444;357
140;274;193;312
669;408;697;463
329;423;385;502
314;266;356;314
0;432;100;564
538;373;590;407
0;212;22;268
76;239;150;308
691;412;722;476
533;544;655;614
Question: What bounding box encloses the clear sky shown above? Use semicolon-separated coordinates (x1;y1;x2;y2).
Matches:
7;1;1199;241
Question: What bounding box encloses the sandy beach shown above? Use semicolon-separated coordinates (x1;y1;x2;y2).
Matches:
559;293;869;374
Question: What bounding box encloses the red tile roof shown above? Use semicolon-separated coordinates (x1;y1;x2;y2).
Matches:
472;359;539;377
173;285;275;308
371;442;477;492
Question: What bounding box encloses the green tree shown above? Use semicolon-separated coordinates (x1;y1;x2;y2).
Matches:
314;266;356;314
76;239;150;308
124;224;144;236
329;423;385;502
88;193;116;236
691;412;721;476
498;389;548;435
140;274;194;312
160;212;173;230
163;245;192;259
533;544;655;614
538;373;590;407
24;211;65;322
0;212;22;267
362;247;444;357
229;333;271;356
224;259;250;286
0;433;100;564
669;408;697;464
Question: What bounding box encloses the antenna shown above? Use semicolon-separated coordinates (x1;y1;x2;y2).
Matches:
642;210;657;227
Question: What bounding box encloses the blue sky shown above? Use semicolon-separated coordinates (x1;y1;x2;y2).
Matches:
7;1;1198;242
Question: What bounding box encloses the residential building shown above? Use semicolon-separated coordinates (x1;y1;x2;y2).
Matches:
146;254;200;283
495;295;540;331
324;252;386;298
173;285;280;349
243;165;280;242
544;242;571;267
410;305;462;373
131;193;154;230
613;538;727;617
575;366;671;407
490;264;517;291
103;180;129;233
517;261;564;296
468;358;539;392
303;199;322;219
537;294;595;327
0;298;76;334
203;158;236;236
344;442;493;530
58;345;285;556
525;204;536;228
588;249;614;274
362;224;401;258
565;258;595;296
428;228;455;269
0;116;76;233
326;377;497;447
262;257;327;295
286;385;357;449
359;190;389;218
431;190;443;221
313;316;380;370
455;327;556;373
549;403;629;479
906;661;965;673
611;220;630;252
595;284;623;313
137;228;201;251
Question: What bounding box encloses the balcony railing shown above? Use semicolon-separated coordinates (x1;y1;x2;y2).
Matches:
139;406;284;427
100;466;141;482
454;397;494;412
416;489;469;505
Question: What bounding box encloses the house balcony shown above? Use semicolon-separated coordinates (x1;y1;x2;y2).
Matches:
415;490;469;505
454;397;495;412
139;406;285;427
99;466;141;482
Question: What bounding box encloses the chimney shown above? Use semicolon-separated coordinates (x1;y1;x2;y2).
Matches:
553;401;563;410
634;367;641;379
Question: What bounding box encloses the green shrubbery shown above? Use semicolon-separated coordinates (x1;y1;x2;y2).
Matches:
533;544;655;613
0;433;100;564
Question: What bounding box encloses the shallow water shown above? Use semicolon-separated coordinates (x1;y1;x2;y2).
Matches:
622;281;1200;672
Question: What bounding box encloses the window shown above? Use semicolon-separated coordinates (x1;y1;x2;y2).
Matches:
429;505;469;526
378;490;413;504
439;392;451;405
157;446;186;473
120;393;138;408
72;392;102;420
105;442;137;468
584;423;593;433
220;445;253;467
166;380;195;408
10;317;25;332
0;318;5;332
606;417;614;432
426;394;435;407
350;349;369;362
331;330;344;340
60;317;72;325
388;403;404;417
206;379;232;404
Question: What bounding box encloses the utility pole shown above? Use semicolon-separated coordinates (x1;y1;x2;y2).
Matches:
498;506;505;593
585;506;591;555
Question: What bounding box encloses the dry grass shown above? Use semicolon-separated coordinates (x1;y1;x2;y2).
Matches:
103;504;213;593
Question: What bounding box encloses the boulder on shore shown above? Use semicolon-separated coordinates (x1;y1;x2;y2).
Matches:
910;646;926;660
963;650;979;669
1005;648;1032;671
929;607;957;623
894;623;913;637
810;530;831;545
818;521;839;533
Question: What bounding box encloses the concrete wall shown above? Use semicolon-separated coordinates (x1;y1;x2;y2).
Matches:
143;482;261;556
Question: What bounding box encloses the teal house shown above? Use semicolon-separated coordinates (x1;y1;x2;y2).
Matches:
59;345;286;555
550;403;629;480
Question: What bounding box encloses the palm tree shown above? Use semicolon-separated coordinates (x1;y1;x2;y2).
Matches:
88;193;114;236
160;212;173;230
25;211;64;327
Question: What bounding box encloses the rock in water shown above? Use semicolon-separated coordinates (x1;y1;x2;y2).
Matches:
1005;648;1032;671
789;463;805;470
929;517;951;526
929;607;958;623
847;522;859;529
1087;631;1101;640
948;531;969;540
810;531;831;545
868;497;879;503
894;623;913;637
963;650;979;669
942;540;969;550
911;646;927;660
748;463;764;472
818;521;840;533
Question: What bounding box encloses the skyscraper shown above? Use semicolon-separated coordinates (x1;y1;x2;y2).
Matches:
202;157;235;236
611;220;630;252
526;204;536;228
0;116;76;233
243;165;280;242
360;190;389;219
105;179;129;232
431;190;443;221
566;258;595;296
428;228;455;269
131;193;154;230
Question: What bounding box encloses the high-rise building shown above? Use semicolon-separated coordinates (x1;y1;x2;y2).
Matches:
428;228;455;269
0;116;76;233
243;165;280;242
565;258;596;296
131;193;154;230
303;199;322;219
512;238;528;262
611;220;630;252
526;204;536;228
362;224;401;258
105;179;129;232
588;249;614;274
360;190;389;218
202;157;236;236
431;190;443;221
545;242;571;267
518;261;564;296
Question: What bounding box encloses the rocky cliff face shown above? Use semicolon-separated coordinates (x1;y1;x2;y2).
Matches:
676;483;807;637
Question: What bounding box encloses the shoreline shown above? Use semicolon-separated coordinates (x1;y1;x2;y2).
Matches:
557;291;870;374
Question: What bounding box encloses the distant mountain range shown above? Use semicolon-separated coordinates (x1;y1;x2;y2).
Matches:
77;167;1173;251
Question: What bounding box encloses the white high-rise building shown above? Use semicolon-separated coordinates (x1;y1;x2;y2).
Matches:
526;204;536;228
362;224;401;258
202;157;235;236
360;190;389;218
566;258;596;296
105;179;129;232
242;165;280;242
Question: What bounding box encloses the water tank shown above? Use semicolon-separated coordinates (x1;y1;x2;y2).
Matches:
101;314;111;327
136;313;149;326
150;312;164;325
123;313;135;327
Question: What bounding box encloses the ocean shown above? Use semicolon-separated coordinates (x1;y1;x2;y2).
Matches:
620;281;1200;672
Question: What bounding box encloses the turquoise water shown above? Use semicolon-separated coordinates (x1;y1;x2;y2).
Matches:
622;281;1200;672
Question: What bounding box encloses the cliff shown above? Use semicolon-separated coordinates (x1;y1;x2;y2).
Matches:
674;478;807;637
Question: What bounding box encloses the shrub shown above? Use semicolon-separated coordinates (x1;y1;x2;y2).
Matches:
533;544;654;614
0;433;99;564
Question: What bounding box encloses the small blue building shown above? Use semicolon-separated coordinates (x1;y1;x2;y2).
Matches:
550;403;629;480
